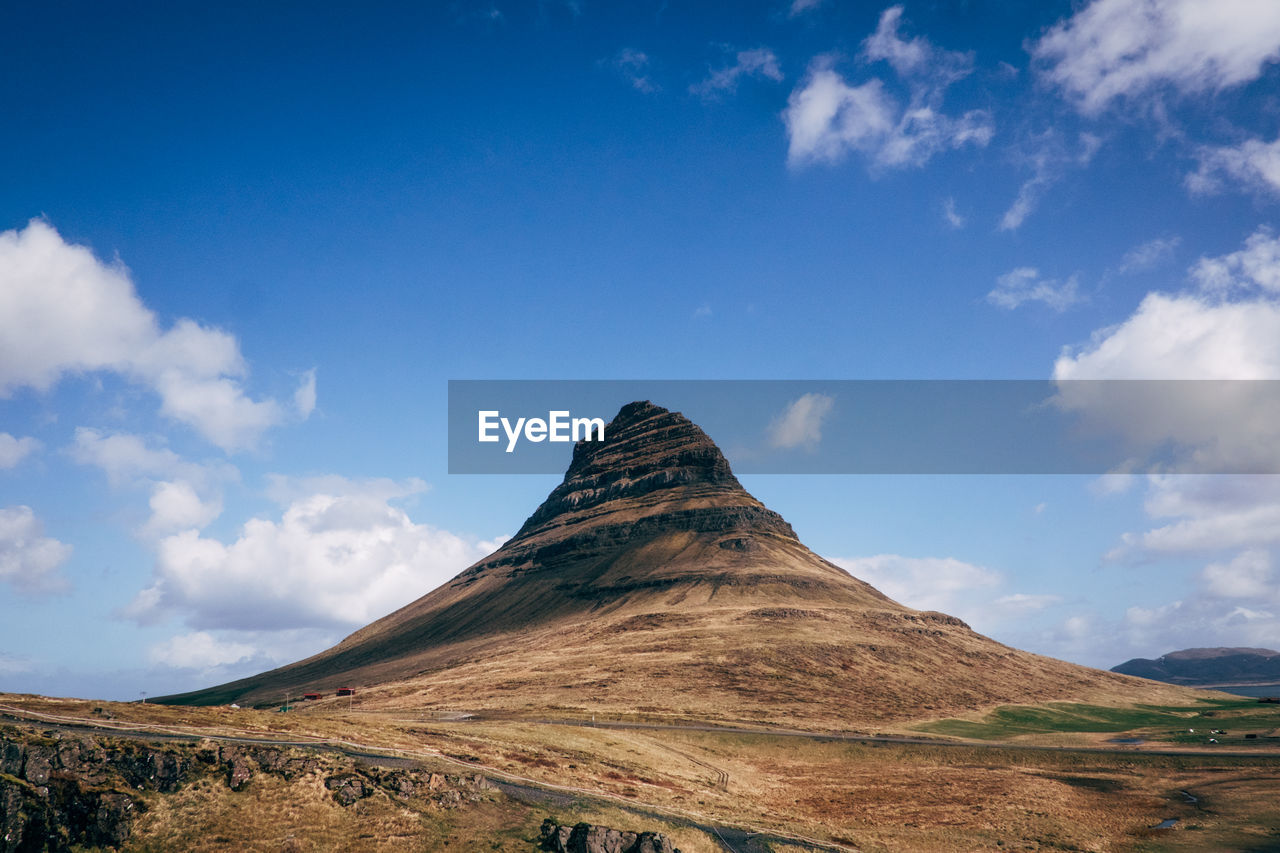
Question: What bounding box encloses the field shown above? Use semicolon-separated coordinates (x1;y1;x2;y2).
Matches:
4;692;1280;852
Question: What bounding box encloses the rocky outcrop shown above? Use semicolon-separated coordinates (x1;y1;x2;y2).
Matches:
0;725;496;851
539;819;681;853
323;768;492;808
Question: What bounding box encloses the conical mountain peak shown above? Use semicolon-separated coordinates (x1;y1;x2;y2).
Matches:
161;399;1170;731
513;401;744;540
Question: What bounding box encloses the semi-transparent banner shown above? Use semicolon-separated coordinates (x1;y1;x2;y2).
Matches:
447;380;1280;475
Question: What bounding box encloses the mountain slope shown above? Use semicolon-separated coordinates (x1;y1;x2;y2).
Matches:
159;401;1193;726
1113;647;1280;686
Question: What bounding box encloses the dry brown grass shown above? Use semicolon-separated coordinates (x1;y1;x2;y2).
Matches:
6;692;1279;852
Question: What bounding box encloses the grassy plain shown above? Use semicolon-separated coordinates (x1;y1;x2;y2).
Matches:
5;692;1280;852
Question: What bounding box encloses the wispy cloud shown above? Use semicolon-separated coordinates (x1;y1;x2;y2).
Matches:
788;0;823;17
1032;0;1280;115
999;131;1101;231
1187;134;1280;197
783;7;992;171
767;393;834;450
608;48;658;93
942;197;965;229
988;267;1082;311
1118;236;1181;273
691;47;783;98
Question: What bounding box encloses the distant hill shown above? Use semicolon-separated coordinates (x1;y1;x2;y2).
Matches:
1112;647;1280;686
159;401;1197;726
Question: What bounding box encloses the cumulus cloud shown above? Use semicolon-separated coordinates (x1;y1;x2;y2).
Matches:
70;428;210;485
1106;475;1280;559
148;631;256;670
987;267;1082;311
141;480;224;539
783;9;992;170
1189;227;1280;295
1033;0;1280;115
999;132;1101;231
123;478;504;631
1118;549;1280;657
1056;229;1280;385
691;48;783;98
1187;135;1280;197
0;434;40;469
0;505;72;594
1055;293;1280;381
68;428;234;538
1053;293;1280;475
767;393;834;450
0;220;308;452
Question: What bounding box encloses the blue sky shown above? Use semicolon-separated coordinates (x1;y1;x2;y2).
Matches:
3;0;1280;699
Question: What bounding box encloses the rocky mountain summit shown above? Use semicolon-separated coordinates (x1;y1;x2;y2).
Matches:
160;401;1188;727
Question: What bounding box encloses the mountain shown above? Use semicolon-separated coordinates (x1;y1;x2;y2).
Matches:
159;401;1187;726
1112;648;1280;686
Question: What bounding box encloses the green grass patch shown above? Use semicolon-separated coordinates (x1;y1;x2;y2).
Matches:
914;698;1280;741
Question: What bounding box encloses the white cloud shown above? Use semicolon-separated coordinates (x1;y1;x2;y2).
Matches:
788;0;822;17
767;392;834;450
863;5;970;84
783;63;991;169
263;474;428;505
1107;475;1280;558
141;480;224;539
691;48;783;98
0;433;40;469
609;48;658;93
999;132;1101;231
833;553;1065;645
148;631;257;670
993;592;1062;612
988;267;1081;311
942;197;965;229
1203;548;1273;599
1052;289;1280;476
1189;227;1280;295
783;11;991;172
293;369;317;419
124;480;503;631
1119;236;1181;274
0;505;72;594
1188;135;1280;197
69;428;190;484
1033;0;1280;115
832;554;1000;614
68;428;234;538
0;220;302;451
1055;294;1280;380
